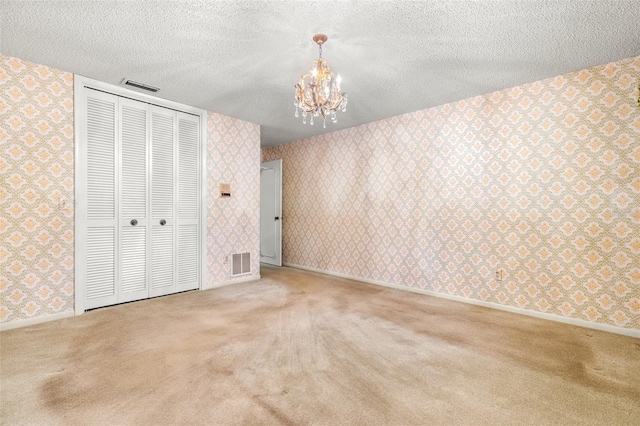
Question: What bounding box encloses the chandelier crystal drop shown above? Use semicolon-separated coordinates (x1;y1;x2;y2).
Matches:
294;34;347;128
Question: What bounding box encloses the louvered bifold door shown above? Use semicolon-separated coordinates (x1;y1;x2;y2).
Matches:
149;106;176;297
119;98;149;303
176;112;200;291
84;90;119;309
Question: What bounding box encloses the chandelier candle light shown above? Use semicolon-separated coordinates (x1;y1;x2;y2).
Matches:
294;34;348;128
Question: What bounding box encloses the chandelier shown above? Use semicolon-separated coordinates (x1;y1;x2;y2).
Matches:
294;34;348;128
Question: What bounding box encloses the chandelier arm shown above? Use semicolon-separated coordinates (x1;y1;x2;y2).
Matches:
299;98;316;112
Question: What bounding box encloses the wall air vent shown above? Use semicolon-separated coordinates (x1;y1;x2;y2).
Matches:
231;252;251;277
120;78;160;93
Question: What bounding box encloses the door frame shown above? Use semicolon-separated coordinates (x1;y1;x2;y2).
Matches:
74;75;207;315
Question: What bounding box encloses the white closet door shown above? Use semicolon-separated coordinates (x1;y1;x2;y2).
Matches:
149;106;176;297
77;78;203;313
84;90;119;309
176;112;200;291
119;98;149;303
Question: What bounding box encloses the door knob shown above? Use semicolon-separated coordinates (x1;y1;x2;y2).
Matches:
160;219;166;226
275;216;280;221
130;219;138;226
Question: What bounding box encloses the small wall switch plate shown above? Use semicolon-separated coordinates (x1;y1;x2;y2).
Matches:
495;270;503;281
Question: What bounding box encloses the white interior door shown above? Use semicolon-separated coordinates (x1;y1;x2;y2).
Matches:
119;98;149;303
84;90;118;309
149;106;176;298
176;112;200;291
76;77;204;313
260;159;282;266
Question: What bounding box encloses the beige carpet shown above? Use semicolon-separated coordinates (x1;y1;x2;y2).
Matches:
1;266;639;425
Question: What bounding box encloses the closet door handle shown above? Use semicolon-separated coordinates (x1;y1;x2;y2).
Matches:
160;219;166;226
130;219;138;226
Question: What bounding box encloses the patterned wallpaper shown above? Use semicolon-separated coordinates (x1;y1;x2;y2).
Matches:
263;56;640;331
1;55;75;323
206;112;261;285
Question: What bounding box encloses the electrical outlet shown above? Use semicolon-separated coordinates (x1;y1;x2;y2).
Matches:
495;270;503;281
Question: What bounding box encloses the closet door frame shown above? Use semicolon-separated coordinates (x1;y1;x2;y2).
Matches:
74;75;207;316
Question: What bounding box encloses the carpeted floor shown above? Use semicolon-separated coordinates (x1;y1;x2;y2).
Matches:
1;265;639;425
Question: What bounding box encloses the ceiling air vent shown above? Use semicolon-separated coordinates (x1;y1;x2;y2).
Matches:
120;78;160;93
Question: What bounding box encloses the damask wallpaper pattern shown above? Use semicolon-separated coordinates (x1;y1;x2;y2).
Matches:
1;55;75;322
206;112;261;285
263;56;640;331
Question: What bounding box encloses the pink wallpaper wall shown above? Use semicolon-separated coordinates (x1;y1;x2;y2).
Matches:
2;55;261;326
1;55;75;322
206;112;261;285
263;56;640;332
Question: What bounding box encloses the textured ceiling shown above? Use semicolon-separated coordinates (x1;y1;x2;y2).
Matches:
2;1;639;147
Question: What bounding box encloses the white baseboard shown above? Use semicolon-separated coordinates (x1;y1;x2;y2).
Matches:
203;274;261;290
0;311;75;332
284;263;640;339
